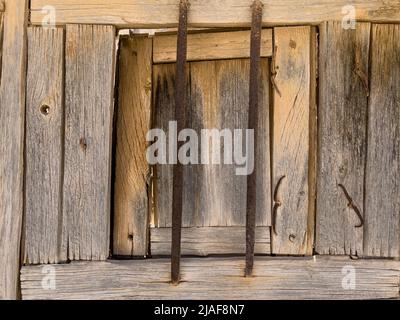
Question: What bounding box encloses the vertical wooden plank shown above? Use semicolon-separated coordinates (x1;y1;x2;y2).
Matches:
113;36;152;256
152;63;174;228
0;0;28;300
255;59;272;228
62;24;116;261
272;26;311;255
364;24;400;258
153;59;270;228
316;22;370;256
0;7;3;73
184;60;221;227
152;63;190;228
24;27;64;264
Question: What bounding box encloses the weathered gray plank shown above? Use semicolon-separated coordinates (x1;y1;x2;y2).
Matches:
153;29;273;63
113;36;152;257
151;227;270;256
152;63;177;228
0;0;28;300
272;27;312;255
62;24;116;261
364;24;400;258
20;256;400;300
30;0;400;27
316;22;370;256
24;27;65;265
153;59;270;228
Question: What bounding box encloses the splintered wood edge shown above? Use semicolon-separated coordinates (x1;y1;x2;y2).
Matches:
30;0;400;27
20;256;400;300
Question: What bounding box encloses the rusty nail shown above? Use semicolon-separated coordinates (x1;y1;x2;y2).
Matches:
272;175;286;236
338;184;364;228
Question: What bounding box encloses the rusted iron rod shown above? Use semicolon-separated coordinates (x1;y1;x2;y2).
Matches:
245;0;263;277
171;0;189;285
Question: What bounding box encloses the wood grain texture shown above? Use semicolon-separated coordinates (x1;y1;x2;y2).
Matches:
153;59;270;228
272;27;311;255
153;29;273;63
20;256;400;300
113;36;152;257
151;227;270;256
152;63;177;228
30;0;400;27
316;22;370;256
364;24;400;258
0;9;3;74
0;0;28;300
62;24;116;261
24;27;65;265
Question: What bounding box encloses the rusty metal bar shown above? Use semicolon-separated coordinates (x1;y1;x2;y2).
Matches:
171;0;189;285
245;0;263;277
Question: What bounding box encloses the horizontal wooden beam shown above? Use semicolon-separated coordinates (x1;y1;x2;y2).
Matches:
21;256;400;299
153;29;272;63
150;227;270;256
30;1;400;28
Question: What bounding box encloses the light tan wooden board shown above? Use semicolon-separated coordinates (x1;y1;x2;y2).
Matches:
31;0;400;27
153;29;273;63
153;59;270;228
0;0;28;300
151;227;270;256
21;256;400;300
62;24;116;261
364;24;400;258
316;22;370;256
0;8;3;73
113;36;152;257
24;27;65;265
272;26;312;255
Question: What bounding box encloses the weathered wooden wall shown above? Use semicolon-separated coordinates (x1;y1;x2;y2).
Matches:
0;0;399;300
